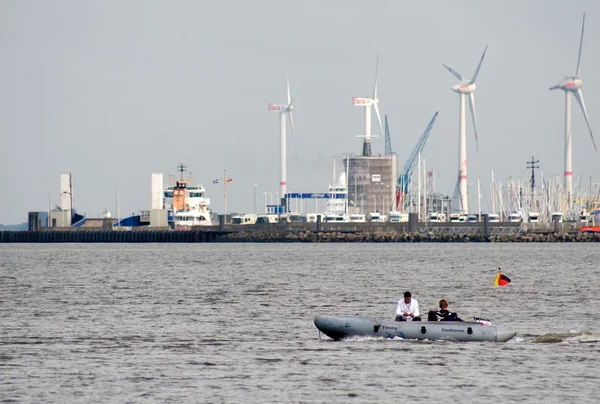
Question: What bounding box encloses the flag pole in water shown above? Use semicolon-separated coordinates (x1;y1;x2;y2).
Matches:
479;267;511;319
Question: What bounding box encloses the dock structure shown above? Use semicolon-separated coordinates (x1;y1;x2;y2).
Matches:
0;215;591;243
0;230;224;243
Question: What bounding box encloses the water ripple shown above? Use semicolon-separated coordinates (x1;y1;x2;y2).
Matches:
1;243;600;402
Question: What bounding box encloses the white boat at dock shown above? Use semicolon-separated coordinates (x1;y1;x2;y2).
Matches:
164;163;212;228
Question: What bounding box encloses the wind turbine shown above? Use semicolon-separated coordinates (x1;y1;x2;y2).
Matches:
352;47;384;157
268;75;296;209
443;45;488;214
549;12;596;203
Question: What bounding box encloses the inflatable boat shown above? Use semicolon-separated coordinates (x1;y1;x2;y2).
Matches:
314;314;516;342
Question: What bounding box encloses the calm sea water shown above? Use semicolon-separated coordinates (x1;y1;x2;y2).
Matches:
1;243;599;403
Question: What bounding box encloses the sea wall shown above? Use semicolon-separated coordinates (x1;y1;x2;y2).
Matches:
216;231;600;243
0;230;223;243
2;228;599;243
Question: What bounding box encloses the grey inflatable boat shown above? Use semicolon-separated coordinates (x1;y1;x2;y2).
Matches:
314;314;517;342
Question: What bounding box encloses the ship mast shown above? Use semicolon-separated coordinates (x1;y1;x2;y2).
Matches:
177;162;187;183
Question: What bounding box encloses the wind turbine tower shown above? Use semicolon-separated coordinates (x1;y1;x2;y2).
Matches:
549;12;596;204
353;48;384;157
443;45;487;214
345;47;397;216
268;76;296;207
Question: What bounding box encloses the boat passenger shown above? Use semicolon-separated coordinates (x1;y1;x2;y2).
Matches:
395;291;422;321
427;299;463;322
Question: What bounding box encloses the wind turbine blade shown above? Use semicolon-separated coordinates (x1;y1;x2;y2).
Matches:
288;110;296;144
373;103;384;138
573;88;597;152
287;74;291;105
576;13;585;78
470;45;488;84
373;43;380;99
373;79;378;101
443;64;464;81
469;93;479;153
288;110;300;169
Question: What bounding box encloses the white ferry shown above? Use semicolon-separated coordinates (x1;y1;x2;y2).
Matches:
164;163;212;227
305;172;349;223
325;172;347;215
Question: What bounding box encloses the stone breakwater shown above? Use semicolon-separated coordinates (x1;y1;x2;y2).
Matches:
217;231;600;243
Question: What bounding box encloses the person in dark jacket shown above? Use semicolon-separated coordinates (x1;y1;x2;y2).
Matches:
427;299;463;321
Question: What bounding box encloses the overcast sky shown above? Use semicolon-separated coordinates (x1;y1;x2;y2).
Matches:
1;0;599;224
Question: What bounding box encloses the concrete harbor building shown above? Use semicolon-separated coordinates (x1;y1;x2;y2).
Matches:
344;154;398;215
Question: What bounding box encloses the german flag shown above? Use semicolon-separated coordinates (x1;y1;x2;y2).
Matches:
494;272;511;287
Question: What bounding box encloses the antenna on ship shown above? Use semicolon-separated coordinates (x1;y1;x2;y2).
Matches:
177;162;187;182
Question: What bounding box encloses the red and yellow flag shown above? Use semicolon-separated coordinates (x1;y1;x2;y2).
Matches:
494;272;511;287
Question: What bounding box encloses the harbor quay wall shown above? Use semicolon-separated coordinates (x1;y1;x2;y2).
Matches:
216;231;600;243
216;220;582;235
0;221;598;243
0;229;225;243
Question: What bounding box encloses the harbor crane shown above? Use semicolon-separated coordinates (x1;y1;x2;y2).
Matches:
384;115;393;156
396;111;439;211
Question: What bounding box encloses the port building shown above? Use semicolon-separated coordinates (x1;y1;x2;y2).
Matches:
344;153;398;214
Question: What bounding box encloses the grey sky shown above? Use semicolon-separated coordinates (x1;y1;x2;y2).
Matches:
1;0;599;224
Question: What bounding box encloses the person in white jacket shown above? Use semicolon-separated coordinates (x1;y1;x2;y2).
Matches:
395;291;422;321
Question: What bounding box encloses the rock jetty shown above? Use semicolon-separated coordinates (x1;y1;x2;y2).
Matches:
217;231;600;243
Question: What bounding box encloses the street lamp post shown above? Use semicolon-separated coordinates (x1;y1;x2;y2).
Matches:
253;184;257;213
468;182;474;217
263;192;267;214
